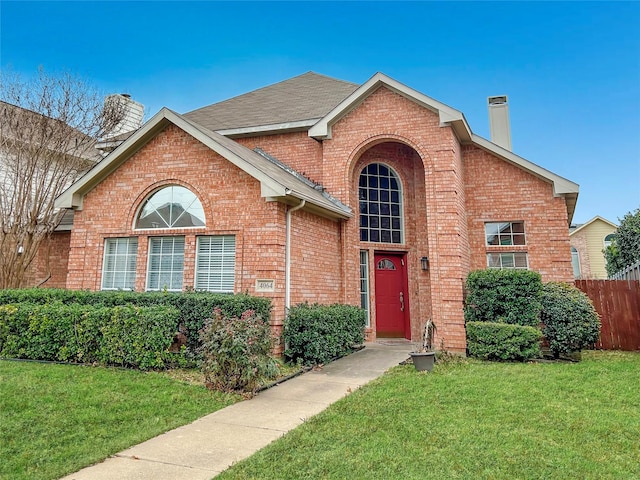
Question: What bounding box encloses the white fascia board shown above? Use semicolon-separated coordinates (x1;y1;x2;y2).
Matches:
216;119;320;137
309;72;472;140
471;134;579;196
570;216;618;235
55;108;289;210
55;108;175;209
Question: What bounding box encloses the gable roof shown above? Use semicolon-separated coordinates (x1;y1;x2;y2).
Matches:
307;72;579;222
55;108;352;220
184;72;578;221
184;72;359;136
569;215;618;236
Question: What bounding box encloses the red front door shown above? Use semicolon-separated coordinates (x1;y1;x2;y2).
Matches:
374;253;408;338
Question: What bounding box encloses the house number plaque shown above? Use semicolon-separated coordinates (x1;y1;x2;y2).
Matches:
255;279;275;292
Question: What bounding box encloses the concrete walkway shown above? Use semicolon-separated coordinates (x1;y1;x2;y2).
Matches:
61;342;410;480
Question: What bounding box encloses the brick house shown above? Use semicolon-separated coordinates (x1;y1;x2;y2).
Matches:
53;72;579;352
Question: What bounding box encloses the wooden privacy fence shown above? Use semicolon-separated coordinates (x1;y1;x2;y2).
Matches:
575;280;640;351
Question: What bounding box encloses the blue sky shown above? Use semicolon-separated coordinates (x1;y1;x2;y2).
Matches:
1;1;639;225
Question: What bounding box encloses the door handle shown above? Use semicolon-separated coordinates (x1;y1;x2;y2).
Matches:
400;291;404;311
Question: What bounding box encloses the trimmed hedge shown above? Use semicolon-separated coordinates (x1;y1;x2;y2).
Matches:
464;269;543;326
0;302;182;369
541;282;601;357
284;303;366;365
0;289;271;354
466;321;542;361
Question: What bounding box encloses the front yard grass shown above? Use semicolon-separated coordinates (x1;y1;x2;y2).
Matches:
218;351;640;479
0;360;240;480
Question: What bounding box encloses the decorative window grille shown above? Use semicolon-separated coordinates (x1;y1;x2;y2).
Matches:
359;163;403;244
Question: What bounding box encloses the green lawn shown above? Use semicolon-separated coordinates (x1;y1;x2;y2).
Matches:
218;351;640;480
0;360;239;480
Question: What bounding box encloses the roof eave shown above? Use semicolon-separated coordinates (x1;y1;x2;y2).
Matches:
216;119;320;138
309;72;473;141
569;215;618;235
469;134;580;224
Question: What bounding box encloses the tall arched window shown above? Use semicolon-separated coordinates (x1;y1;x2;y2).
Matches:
136;185;205;229
359;163;403;243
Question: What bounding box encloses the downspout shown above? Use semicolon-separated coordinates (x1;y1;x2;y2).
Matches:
285;198;306;315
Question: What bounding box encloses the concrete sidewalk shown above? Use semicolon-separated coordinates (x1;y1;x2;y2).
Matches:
61;342;410;480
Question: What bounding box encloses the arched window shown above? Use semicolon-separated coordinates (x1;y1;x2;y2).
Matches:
603;233;615;249
136;185;205;229
359;163;403;243
571;246;581;279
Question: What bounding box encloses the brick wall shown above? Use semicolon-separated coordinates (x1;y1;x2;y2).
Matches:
25;231;71;288
463;144;574;283
316;86;468;351
67;124;292;323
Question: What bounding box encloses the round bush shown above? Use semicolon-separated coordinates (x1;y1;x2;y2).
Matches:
199;308;278;394
540;282;601;357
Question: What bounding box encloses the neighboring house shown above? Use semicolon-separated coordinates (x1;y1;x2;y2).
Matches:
53;72;579;352
0;95;143;287
569;216;618;279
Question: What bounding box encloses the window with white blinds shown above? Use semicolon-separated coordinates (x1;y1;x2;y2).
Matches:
101;238;138;290
195;235;236;292
146;236;185;291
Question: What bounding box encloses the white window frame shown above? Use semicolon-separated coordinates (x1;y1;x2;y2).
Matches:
571;247;581;279
194;235;236;293
603;234;615;249
135;185;205;230
485;221;526;246
360;250;370;327
487;252;529;270
146;236;185;291
359;163;404;244
101;237;138;291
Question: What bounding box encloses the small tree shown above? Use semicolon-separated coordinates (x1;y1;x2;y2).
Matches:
0;68;124;288
604;207;640;277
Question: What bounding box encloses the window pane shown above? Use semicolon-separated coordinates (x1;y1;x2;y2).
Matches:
102;238;138;290
146;237;184;291
485;222;527;246
359;163;403;244
195;235;236;292
137;185;205;229
360;251;370;327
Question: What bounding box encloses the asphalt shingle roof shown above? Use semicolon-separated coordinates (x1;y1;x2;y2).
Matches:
183;72;359;131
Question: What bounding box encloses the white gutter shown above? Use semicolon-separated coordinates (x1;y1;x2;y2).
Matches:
285;199;306;315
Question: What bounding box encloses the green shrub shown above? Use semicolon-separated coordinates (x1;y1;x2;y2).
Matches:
466;321;542;361
0;302;182;369
540;282;601;357
464;269;543;326
0;289;271;356
199;308;278;394
284;303;366;365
